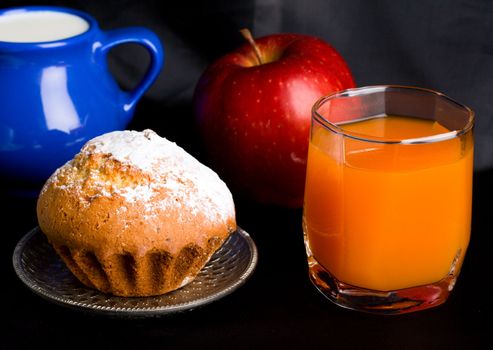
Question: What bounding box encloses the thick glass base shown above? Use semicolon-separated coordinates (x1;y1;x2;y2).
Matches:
307;256;458;315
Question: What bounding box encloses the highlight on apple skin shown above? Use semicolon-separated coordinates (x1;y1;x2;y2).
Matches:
193;31;355;208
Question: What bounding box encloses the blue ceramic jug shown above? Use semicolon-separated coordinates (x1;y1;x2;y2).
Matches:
0;6;164;195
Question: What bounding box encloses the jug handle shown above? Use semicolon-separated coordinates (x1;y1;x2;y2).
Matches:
99;27;164;112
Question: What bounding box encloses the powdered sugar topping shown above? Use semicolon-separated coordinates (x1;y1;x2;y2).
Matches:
84;129;172;172
52;129;235;222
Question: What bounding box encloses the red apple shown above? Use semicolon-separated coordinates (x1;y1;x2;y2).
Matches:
193;31;355;207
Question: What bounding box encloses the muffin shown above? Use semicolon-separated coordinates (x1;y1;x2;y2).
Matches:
37;129;236;297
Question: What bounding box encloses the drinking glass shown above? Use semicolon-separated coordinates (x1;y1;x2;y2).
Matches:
303;85;474;314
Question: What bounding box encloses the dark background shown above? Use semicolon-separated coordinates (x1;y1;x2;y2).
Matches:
3;0;492;170
2;1;492;349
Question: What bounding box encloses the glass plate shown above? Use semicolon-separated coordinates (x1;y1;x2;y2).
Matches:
13;226;257;317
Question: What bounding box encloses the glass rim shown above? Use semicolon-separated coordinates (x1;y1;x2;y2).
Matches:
312;85;475;145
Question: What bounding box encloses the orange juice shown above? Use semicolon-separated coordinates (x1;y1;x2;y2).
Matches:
303;115;473;291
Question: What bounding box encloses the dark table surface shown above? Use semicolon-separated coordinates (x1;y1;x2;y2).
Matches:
2;101;492;349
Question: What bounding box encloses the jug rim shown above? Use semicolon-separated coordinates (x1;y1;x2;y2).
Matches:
0;5;98;49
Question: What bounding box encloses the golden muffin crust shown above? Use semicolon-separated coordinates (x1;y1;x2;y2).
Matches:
37;129;236;296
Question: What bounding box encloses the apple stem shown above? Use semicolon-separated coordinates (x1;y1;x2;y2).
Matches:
240;28;264;65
